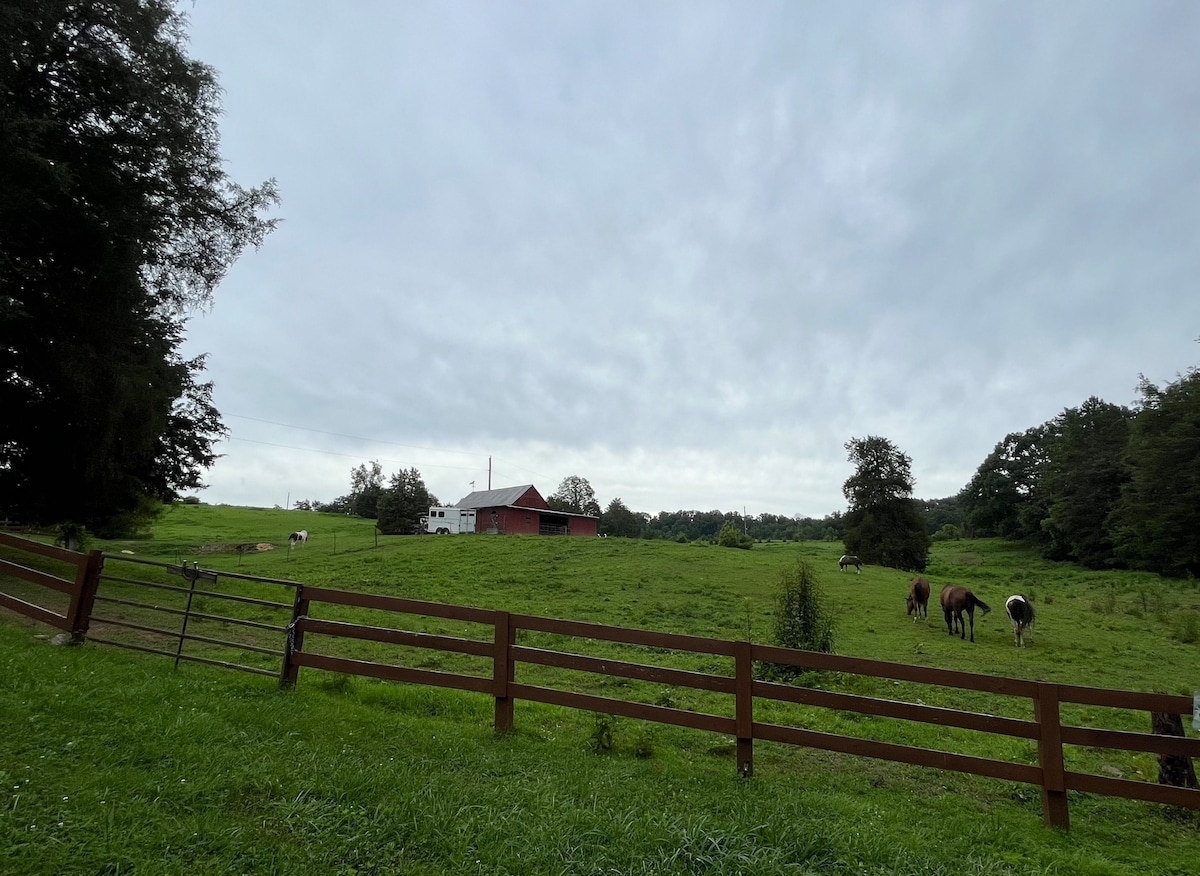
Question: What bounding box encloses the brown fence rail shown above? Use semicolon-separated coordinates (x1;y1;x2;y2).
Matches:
1;533;1197;831
0;532;103;638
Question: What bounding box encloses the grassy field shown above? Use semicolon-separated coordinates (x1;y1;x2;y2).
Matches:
2;503;1200;874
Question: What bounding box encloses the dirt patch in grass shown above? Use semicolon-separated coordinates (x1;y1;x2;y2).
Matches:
194;542;276;555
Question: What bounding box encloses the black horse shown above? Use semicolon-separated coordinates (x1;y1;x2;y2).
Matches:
1005;594;1035;647
839;555;862;573
940;585;990;642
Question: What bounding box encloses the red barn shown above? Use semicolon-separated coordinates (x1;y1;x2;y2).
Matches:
454;485;599;537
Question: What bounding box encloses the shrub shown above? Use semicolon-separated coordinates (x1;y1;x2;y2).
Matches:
932;524;962;541
588;713;615;754
1174;611;1200;645
717;522;753;550
762;560;835;680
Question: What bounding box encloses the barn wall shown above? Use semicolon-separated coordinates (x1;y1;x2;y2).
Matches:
515;487;550;510
568;516;599;537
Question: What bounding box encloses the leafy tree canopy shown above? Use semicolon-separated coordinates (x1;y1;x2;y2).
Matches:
0;0;278;533
842;436;929;571
376;467;438;535
1110;368;1200;576
548;475;601;517
599;497;645;538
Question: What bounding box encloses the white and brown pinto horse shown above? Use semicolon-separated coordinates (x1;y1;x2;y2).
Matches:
839;555;862;573
1005;594;1035;647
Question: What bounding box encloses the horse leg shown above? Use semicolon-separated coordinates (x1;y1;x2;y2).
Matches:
966;609;974;642
944;606;954;636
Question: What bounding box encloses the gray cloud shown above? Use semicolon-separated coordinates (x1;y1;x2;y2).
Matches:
180;0;1200;517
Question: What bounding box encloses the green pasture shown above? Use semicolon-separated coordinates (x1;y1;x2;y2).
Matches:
3;503;1200;874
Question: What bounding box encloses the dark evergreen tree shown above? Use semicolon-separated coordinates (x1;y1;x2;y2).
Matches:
376;468;437;534
599;497;645;538
1110;369;1200;577
842;436;930;571
1040;397;1132;567
0;0;278;532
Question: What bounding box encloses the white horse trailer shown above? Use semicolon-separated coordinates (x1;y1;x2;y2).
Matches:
425;507;477;534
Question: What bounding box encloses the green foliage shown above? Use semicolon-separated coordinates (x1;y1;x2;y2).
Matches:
767;560;834;674
717;522;753;550
589;713;616;753
548;475;601;516
52;521;89;552
375;467;436;535
1041;398;1132;566
959;426;1051;540
1174;611;1200;644
932;523;962;541
348;460;385;519
600;497;646;538
842;437;930;571
1110;368;1200;577
0;0;277;533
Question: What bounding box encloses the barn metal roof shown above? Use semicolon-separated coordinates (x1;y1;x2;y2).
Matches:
454;485;538;509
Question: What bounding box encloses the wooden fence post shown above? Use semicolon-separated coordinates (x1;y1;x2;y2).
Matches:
1035;681;1070;829
735;640;754;777
66;550;104;644
493;611;515;733
279;586;309;689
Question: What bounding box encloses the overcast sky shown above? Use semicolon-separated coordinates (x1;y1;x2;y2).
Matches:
178;0;1200;519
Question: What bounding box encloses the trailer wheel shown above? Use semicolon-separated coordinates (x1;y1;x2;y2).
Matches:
437;527;449;535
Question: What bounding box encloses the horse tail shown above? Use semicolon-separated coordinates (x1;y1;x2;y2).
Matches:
973;594;991;614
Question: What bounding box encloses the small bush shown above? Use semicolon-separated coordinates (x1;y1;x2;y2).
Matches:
1173;611;1200;645
761;559;835;680
1091;587;1119;615
589;713;615;754
717;522;753;550
633;727;655;759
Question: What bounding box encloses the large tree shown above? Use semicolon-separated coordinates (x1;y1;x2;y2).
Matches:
376;467;438;535
0;0;278;533
842;436;929;571
599;497;645;538
348;460;384;519
1110;369;1200;577
958;426;1051;540
1040;397;1132;567
548;475;600;517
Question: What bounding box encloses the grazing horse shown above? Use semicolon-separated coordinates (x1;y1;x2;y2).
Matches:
288;530;308;547
839;555;862;573
1005;594;1035;647
940;585;990;642
906;577;930;621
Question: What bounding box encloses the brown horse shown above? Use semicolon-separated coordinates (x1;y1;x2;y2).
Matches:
906;577;930;621
940;585;990;642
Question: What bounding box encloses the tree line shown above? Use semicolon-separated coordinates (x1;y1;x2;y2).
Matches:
958;364;1200;577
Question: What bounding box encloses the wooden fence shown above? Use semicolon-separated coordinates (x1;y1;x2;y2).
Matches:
0;531;103;640
1;532;1198;830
